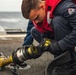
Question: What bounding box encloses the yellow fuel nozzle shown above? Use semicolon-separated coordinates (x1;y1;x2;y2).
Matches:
0;55;13;68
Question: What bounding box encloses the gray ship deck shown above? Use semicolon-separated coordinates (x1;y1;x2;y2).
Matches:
0;36;54;75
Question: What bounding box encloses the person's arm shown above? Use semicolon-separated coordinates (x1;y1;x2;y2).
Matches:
22;21;34;46
57;2;76;51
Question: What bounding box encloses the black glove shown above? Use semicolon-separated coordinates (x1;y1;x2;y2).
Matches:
48;41;64;56
36;38;52;52
36;38;64;56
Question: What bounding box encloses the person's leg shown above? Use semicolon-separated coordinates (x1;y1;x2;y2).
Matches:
46;17;76;74
51;16;74;57
51;16;72;41
31;27;43;43
52;16;76;56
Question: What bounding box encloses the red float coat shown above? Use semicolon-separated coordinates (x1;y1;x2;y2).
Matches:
72;0;76;4
33;0;61;34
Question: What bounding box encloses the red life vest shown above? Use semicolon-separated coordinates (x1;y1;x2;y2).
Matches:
33;0;61;33
72;0;76;4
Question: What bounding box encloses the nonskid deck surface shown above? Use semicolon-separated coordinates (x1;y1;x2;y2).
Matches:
0;37;54;75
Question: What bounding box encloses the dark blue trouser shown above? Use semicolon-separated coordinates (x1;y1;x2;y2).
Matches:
31;16;72;43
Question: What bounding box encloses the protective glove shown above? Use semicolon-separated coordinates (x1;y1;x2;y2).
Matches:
48;41;64;56
36;38;64;56
36;38;52;52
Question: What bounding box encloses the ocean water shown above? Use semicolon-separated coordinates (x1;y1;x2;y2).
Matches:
0;12;29;32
